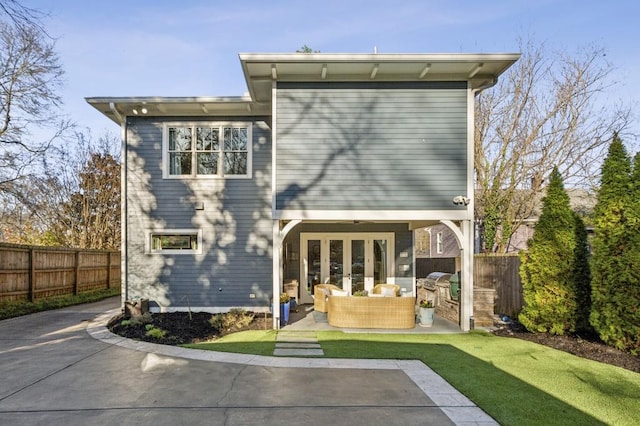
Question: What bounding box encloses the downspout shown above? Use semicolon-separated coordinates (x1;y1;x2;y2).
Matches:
110;102;127;307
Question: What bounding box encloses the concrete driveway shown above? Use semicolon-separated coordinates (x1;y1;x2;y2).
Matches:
0;297;495;425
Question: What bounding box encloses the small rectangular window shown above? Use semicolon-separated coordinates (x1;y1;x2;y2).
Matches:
436;232;443;254
148;230;202;254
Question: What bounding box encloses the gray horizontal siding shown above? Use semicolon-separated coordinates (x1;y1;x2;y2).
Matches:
125;116;273;310
275;82;468;211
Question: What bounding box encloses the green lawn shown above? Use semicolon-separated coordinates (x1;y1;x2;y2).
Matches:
186;330;640;426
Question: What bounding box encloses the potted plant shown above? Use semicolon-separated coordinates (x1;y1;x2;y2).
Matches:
353;290;368;297
279;293;291;326
419;299;435;327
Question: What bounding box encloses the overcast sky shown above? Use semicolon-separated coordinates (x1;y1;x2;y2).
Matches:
22;0;640;147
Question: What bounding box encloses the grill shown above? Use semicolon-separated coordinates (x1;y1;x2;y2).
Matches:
419;272;452;290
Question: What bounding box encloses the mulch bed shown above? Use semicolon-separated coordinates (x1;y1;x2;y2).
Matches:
107;311;271;345
491;319;640;373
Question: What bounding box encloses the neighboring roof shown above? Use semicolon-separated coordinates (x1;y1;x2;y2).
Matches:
87;52;520;124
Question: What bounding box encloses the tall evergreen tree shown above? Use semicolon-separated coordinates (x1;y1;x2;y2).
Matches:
590;134;639;354
519;167;577;334
573;213;592;334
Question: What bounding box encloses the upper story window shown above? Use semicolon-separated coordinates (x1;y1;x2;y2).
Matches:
163;122;252;179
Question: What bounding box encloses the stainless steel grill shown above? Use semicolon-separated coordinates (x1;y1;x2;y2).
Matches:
419;272;452;290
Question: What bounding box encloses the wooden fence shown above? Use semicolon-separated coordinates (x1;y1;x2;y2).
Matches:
416;254;523;318
0;243;120;303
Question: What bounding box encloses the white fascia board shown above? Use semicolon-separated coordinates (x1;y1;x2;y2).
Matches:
274;210;471;221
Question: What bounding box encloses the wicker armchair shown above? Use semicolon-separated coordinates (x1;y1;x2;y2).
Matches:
371;284;401;297
313;283;343;313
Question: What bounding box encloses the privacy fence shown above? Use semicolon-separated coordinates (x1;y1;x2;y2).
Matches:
417;254;523;318
0;243;120;303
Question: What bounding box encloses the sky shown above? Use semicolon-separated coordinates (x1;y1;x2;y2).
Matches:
20;0;640;147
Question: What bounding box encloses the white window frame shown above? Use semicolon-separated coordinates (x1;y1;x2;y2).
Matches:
146;229;203;255
162;122;252;179
436;232;443;254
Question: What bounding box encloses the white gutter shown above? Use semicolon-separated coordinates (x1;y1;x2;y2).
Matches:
110;102;127;306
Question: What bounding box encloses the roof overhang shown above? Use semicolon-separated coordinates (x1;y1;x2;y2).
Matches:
239;52;521;102
85;96;272;125
86;52;520;125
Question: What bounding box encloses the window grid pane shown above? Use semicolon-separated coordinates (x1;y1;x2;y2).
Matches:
167;124;249;177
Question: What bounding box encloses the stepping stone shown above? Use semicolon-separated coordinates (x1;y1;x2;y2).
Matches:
276;336;319;343
273;348;324;357
276;343;322;349
273;332;324;356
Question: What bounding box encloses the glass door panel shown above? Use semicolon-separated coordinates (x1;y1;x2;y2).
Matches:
351;240;365;293
306;240;321;300
329;239;344;288
373;239;388;284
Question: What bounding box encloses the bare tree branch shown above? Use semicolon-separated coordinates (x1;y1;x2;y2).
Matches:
475;39;631;253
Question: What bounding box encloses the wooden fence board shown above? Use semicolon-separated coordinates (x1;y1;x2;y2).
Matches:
416;254;523;317
0;243;120;302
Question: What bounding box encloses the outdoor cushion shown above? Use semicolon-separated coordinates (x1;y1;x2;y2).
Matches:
381;287;396;297
331;289;349;296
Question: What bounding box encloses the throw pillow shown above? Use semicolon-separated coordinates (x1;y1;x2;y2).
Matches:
381;287;396;297
331;289;349;297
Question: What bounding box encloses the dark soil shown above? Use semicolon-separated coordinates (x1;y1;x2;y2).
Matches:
108;311;640;374
107;311;271;346
491;319;640;373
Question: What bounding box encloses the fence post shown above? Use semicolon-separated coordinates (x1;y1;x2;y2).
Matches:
106;252;112;289
74;250;80;296
28;248;35;302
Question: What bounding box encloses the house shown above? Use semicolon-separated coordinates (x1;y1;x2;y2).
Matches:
87;52;519;331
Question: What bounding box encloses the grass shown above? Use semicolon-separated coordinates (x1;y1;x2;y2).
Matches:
187;329;640;426
0;287;120;320
182;330;277;356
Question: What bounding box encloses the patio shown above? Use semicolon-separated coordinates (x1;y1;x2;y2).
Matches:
282;303;463;333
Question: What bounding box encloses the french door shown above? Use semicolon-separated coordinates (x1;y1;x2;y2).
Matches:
300;233;394;304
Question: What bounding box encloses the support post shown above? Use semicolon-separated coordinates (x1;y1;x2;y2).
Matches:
272;220;281;329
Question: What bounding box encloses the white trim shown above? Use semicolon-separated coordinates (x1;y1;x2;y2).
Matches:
466;84;475;220
151;305;271;314
272;220;281;329
161;122;253;179
271;81;277;219
146;229;203;255
275;210;470;221
120;117;128;305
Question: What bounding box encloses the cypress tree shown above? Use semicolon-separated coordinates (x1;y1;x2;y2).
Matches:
519;167;577;334
573;213;592;335
590;134;639;354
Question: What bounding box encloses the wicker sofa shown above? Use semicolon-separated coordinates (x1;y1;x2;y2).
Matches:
326;295;416;329
313;283;343;313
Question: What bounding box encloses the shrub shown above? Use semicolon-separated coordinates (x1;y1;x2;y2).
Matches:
209;308;255;335
144;325;167;340
590;135;640;354
519;168;577;335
